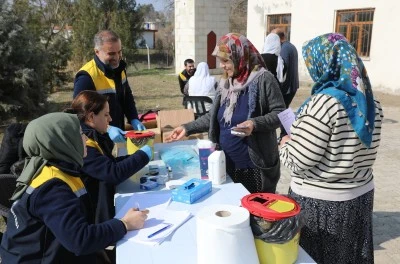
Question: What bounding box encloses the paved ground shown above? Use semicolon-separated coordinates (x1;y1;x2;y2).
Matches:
276;87;400;263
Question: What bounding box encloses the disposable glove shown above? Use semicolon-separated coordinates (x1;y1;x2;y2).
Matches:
131;119;146;131
107;125;126;143
140;145;152;160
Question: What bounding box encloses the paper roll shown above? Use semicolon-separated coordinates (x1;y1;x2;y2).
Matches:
196;204;259;264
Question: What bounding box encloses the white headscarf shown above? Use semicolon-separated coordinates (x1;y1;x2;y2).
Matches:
263;33;285;83
188;62;216;96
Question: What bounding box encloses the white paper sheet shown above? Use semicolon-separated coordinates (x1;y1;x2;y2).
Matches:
115;192;192;246
278;108;296;135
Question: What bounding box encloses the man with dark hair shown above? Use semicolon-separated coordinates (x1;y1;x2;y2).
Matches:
273;28;299;142
74;30;145;143
178;58;196;95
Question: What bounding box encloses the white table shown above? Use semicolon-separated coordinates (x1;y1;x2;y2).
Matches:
115;141;316;264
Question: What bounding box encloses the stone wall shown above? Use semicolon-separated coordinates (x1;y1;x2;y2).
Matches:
175;0;229;75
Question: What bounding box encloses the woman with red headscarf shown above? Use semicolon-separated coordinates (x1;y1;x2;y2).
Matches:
166;33;285;193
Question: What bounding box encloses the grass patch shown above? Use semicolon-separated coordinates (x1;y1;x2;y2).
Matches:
128;67;175;77
44;68;182;115
128;71;183;112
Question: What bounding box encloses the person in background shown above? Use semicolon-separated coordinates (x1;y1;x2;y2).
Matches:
0;113;149;263
178;58;196;96
280;33;383;264
65;91;151;226
186;62;217;111
166;33;286;193
261;32;287;84
74;30;145;144
273;28;299;142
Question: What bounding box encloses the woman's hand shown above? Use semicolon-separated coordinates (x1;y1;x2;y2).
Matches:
165;126;186;142
121;208;150;231
233;120;254;137
279;135;291;148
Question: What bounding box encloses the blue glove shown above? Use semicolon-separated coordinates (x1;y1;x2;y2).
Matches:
107;126;126;143
140;145;152;160
131;119;146;131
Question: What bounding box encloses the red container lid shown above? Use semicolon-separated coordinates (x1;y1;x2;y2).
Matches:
125;130;155;139
241;193;301;221
139;112;157;121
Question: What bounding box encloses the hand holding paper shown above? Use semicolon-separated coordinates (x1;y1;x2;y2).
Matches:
278;108;296;136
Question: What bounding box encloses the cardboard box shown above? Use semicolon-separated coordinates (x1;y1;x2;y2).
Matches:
156;109;209;142
146;128;162;144
161;130;206;143
171;178;212;204
157;109;194;130
188;133;207;140
157;109;195;142
142;119;157;129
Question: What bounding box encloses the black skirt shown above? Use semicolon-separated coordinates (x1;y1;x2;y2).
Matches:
229;167;263;194
289;189;374;264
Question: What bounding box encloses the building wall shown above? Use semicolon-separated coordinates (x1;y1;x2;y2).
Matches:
247;0;400;93
175;0;229;74
141;31;156;49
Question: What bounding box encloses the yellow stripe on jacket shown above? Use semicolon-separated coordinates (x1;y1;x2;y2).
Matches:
27;166;86;197
85;138;104;155
179;72;187;81
79;59;127;94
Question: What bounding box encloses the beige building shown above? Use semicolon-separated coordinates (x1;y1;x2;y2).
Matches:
247;0;400;94
174;0;229;75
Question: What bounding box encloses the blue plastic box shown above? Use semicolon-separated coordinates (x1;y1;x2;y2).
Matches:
171;178;212;204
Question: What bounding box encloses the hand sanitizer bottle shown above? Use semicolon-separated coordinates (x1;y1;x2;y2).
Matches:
207;151;226;185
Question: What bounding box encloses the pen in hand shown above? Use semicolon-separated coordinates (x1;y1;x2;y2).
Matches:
147;224;172;238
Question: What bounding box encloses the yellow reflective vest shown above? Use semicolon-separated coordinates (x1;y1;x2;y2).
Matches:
79;59;127;95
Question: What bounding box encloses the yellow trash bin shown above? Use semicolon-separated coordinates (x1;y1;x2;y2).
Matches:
255;232;300;264
241;193;302;264
125;130;155;155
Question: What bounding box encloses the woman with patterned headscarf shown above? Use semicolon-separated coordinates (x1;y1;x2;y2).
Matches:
166;33;286;193
280;33;383;264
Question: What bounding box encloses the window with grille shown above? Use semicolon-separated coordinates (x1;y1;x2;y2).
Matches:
336;8;374;57
266;14;291;41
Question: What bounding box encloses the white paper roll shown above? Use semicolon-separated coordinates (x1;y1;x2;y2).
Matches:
196;204;259;264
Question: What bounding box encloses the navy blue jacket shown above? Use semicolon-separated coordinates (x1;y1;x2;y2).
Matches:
81;124;149;223
74;56;139;130
0;164;126;263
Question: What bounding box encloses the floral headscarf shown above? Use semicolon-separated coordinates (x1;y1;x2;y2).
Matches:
212;33;266;124
302;33;375;147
